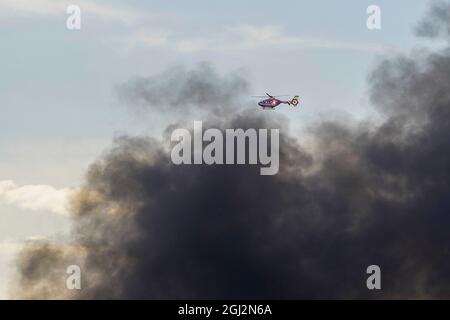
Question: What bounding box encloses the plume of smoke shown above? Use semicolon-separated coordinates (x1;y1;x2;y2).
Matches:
12;240;86;299
12;1;450;299
117;62;249;117
416;0;450;40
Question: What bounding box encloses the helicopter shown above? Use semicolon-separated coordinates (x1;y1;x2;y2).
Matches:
253;93;300;109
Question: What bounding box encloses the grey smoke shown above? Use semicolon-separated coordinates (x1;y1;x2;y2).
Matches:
416;0;450;39
117;62;249;116
13;1;450;299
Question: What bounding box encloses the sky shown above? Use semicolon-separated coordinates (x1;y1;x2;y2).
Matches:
0;0;434;299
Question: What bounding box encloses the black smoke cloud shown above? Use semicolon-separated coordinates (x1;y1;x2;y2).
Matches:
117;62;249;117
13;1;450;299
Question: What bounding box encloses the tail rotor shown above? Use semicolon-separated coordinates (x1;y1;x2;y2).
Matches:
290;96;299;106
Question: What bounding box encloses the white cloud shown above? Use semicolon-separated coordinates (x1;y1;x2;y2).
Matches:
124;24;398;53
0;180;75;215
0;239;22;300
222;25;392;51
0;239;21;255
0;0;141;23
124;30;170;47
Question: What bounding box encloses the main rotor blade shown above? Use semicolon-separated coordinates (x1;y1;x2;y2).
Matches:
251;94;290;98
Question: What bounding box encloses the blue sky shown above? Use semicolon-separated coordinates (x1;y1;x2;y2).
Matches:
0;0;428;147
0;0;433;298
